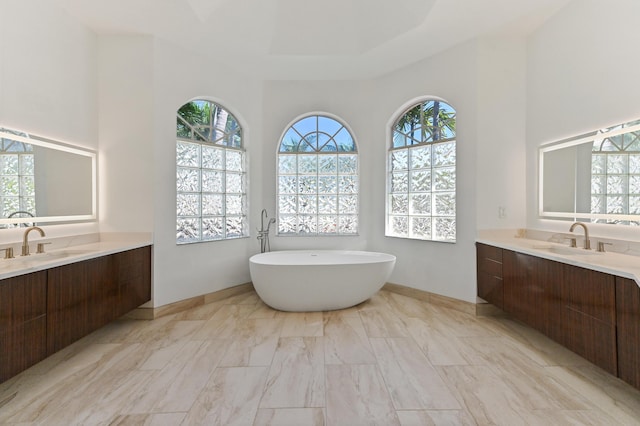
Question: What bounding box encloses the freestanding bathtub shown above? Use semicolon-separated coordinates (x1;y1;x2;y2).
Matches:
249;250;396;312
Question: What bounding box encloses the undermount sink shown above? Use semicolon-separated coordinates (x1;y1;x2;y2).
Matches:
37;249;96;260
0;249;97;270
532;245;602;256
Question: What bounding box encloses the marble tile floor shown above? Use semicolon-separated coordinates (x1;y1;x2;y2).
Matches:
1;289;640;425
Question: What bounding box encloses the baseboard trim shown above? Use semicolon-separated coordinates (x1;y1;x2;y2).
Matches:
382;282;481;316
125;282;255;320
127;281;496;320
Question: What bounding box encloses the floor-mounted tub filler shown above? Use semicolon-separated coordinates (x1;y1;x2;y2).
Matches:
249;250;396;312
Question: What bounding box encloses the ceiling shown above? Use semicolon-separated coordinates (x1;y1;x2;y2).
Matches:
54;0;571;80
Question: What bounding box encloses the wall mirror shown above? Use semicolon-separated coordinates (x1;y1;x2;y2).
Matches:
539;118;640;225
0;127;96;228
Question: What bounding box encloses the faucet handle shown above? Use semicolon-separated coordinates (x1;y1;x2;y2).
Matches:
596;241;613;253
36;242;52;254
565;237;577;248
2;247;14;259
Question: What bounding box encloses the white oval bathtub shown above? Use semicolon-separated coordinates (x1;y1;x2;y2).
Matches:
249;250;396;312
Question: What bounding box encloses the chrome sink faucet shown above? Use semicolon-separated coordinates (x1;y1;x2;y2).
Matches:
569;221;591;250
22;226;45;256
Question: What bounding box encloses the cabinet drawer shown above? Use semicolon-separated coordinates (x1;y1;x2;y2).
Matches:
477;243;502;263
477;243;503;278
478;258;503;278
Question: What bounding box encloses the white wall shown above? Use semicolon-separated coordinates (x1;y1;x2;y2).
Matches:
149;39;263;307
98;36;155;234
526;0;640;240
365;38;527;303
0;0;99;243
476;37;527;230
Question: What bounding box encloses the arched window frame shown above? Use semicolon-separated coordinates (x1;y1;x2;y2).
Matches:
176;99;248;244
277;113;359;236
386;98;457;242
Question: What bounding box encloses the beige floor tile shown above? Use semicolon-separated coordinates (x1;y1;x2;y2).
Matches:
382;291;439;320
247;300;281;319
182;366;268;425
220;317;284;338
323;304;362;318
260;337;325;408
122;340;227;414
428;304;503;338
280;312;324;337
172;300;225;320
40;369;157;425
323;315;376;364
462;336;590;411
253;408;325;426
191;304;265;339
218;335;279;367
524;408;625;426
438;364;534;425
545;365;640;425
497;318;593;367
396;409;476;426
405;317;483;366
325;364;400;425
359;307;409;337
224;291;261;305
109;412;187;426
370;337;460;410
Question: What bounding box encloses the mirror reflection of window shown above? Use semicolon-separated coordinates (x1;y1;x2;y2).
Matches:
590;119;640;225
0;129;36;227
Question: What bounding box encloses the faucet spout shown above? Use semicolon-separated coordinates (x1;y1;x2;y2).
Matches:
22;226;45;256
569;222;591;250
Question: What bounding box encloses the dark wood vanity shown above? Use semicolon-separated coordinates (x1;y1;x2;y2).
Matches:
0;246;151;383
477;242;640;390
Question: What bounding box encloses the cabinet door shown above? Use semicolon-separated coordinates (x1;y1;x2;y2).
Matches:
47;256;114;355
502;250;562;339
560;264;616;375
476;243;503;308
616;277;640;389
115;246;151;317
0;271;47;383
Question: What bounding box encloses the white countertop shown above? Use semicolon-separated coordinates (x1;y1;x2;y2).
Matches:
477;232;640;287
0;234;152;280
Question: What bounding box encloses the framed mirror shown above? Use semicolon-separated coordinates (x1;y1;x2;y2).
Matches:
539;118;640;225
0;128;96;227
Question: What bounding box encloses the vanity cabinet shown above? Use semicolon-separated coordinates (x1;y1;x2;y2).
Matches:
616;277;640;389
476;243;504;309
0;271;47;382
0;245;151;383
477;244;628;385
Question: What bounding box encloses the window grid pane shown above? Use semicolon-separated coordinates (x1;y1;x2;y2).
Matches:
176;100;247;244
387;100;456;242
277;115;358;236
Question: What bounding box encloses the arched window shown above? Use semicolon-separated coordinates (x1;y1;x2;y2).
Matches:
176;100;247;244
277;114;358;235
387;99;457;242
